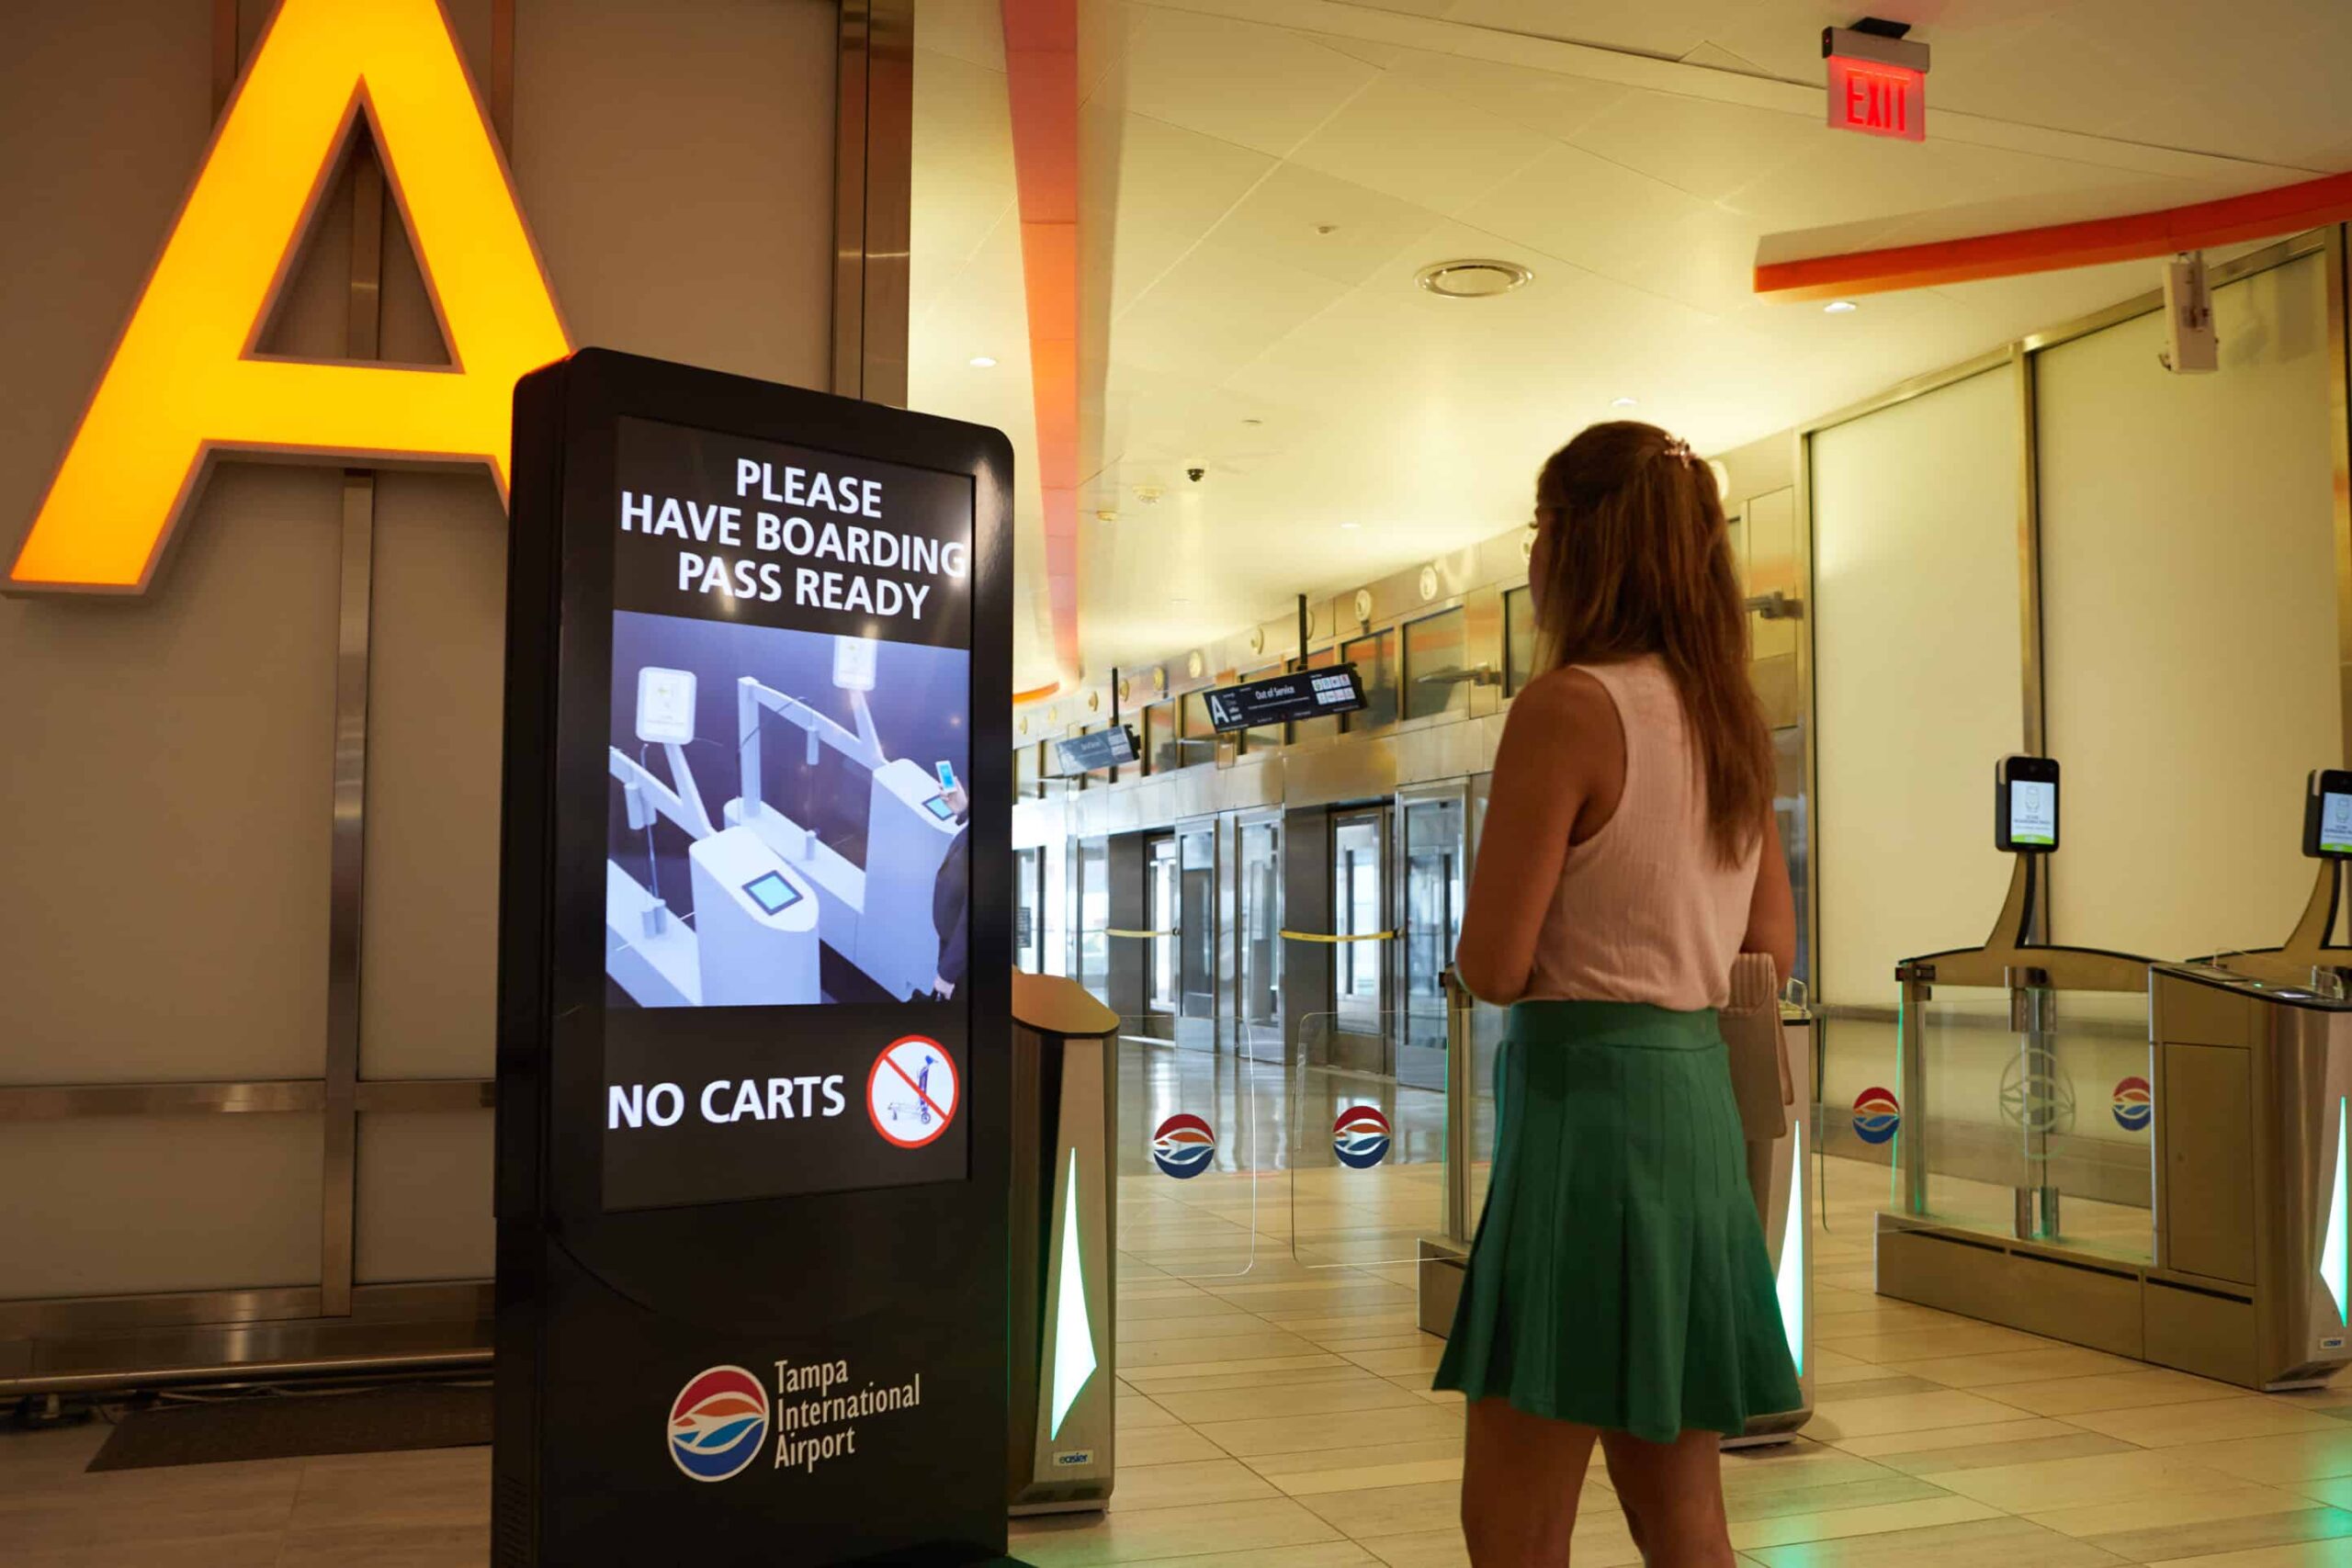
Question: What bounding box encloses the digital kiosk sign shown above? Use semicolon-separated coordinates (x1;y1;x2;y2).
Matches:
496;350;1012;1566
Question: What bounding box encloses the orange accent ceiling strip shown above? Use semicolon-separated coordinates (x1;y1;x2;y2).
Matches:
1012;682;1061;705
1002;0;1083;681
1754;169;2352;302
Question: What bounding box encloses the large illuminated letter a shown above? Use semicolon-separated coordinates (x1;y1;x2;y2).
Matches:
6;0;569;593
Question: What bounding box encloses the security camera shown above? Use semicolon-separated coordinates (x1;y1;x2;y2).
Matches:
1185;466;1206;484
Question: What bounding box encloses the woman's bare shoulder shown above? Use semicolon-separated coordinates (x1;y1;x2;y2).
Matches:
1506;665;1615;737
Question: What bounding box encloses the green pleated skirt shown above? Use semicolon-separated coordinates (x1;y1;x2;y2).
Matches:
1432;999;1800;1444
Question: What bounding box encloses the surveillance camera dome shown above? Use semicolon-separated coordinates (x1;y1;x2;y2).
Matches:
1185;466;1206;483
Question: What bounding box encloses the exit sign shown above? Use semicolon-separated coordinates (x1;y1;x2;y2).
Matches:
1825;25;1929;143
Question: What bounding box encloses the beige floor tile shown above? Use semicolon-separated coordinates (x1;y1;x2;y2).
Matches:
1152;1375;1432;1427
1119;1358;1356;1394
0;1458;306;1551
1117;1393;1181;1430
1932;1448;2248;1512
269;1522;489;1566
1011;1495;1342;1566
1190;1403;1465;1461
1250;1438;1465;1480
1088;1545;1378;1568
1830;1416;2085;1459
1728;1492;2002;1551
1745;1513;2132;1566
1117;1310;1288;1344
1356;1504;1644;1568
2028;1484;2334;1539
2166;1428;2352;1484
1871;1432;2139;1475
1264;1457;1464;1497
1826;1325;2052;1363
16;1534;288;1568
1980;1369;2248;1417
1120;1426;1228;1467
1122;1330;1325;1368
2075;1504;2352;1564
1294;1478;1460;1538
1107;1458;1283;1511
1883;1346;2145;1389
1116;1290;1238;1320
285;1450;487;1532
2068;1396;2351;1450
1345;1341;1447;1378
1804;1388;2030;1441
2143;1544;2352;1567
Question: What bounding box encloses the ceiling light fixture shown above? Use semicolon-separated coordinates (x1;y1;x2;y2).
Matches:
968;355;998;367
1415;258;1532;299
1823;299;1859;314
1611;396;1638;409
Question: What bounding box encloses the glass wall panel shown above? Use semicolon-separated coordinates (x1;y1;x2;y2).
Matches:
1812;367;2023;1011
2037;254;2341;959
1342;630;1398;733
1403;609;1468;721
1503;585;1536;696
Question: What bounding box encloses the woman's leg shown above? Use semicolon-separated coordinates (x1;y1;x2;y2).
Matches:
1461;1397;1598;1565
1597;1428;1735;1566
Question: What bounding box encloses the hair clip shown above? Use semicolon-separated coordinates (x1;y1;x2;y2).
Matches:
1661;435;1697;466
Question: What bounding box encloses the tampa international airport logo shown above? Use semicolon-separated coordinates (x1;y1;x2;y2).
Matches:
668;1366;771;1482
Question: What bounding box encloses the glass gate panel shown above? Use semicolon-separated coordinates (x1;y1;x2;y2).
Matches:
1120;1024;1283;1280
1075;837;1108;1003
1014;847;1042;973
1329;811;1390;1074
1146;835;1179;1032
1177;826;1216;1052
1236;818;1283;1063
1290;1009;1447;1276
1397;791;1465;1091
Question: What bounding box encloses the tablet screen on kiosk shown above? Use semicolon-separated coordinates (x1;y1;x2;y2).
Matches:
2305;768;2352;858
1996;755;2059;852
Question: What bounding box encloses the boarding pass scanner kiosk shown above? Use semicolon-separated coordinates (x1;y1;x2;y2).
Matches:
1878;757;2352;1390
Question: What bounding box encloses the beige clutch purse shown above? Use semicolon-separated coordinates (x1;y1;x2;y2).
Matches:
1720;952;1793;1144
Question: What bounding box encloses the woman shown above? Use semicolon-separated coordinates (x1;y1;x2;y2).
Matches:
1435;423;1798;1565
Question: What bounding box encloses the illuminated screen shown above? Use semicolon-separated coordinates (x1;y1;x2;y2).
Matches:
2008;778;2056;847
2324;792;2352;856
743;872;801;915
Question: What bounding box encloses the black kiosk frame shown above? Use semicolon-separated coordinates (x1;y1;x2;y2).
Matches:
495;349;1014;1566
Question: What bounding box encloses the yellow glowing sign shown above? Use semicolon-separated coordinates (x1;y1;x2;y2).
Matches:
6;0;569;593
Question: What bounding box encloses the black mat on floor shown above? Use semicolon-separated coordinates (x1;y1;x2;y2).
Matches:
86;1382;490;1471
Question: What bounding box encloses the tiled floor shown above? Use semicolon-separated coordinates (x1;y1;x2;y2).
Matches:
8;1091;2352;1563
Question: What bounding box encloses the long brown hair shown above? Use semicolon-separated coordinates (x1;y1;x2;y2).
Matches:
1530;421;1772;865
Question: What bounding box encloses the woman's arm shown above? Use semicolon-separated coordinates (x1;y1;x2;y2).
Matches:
1743;816;1797;983
1453;670;1618;1005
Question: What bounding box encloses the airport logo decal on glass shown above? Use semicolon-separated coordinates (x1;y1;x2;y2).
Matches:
866;1037;958;1150
1151;1114;1216;1179
2112;1076;2154;1132
667;1367;772;1483
1850;1087;1901;1145
1333;1105;1392;1169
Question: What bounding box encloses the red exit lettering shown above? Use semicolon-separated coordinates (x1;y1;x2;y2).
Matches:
1827;55;1925;142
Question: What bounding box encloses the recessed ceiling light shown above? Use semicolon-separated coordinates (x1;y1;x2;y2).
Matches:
1823;300;1859;315
968;355;998;367
1415;258;1532;299
1241;417;1263;426
1611;396;1638;409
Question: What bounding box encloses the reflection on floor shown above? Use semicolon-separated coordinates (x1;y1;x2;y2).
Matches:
10;1088;2352;1563
1017;1148;2352;1567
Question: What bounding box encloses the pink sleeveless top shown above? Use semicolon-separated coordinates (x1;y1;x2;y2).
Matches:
1521;656;1760;1011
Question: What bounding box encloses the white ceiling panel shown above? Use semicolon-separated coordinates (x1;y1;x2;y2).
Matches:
1110;237;1354;381
1567;92;1822;203
1442;0;1750;60
1283;73;1554;218
1202;163;1443;288
1101;107;1275;314
1457;141;1710;279
1118;6;1380;158
1385;49;1631;142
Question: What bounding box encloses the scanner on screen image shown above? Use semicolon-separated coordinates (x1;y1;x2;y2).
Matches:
605;632;965;1007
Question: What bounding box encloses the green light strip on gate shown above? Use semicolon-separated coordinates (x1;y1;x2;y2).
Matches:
2324;1100;2349;1328
1777;1120;1805;1375
1049;1148;1099;1440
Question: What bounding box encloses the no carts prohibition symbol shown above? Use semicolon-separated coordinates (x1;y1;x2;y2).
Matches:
867;1035;959;1149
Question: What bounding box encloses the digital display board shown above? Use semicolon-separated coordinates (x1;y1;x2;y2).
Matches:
1054;725;1137;773
601;414;975;1210
1201;665;1366;731
498;350;1015;1568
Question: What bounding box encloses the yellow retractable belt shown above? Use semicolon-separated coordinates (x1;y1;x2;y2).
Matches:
1279;930;1398;943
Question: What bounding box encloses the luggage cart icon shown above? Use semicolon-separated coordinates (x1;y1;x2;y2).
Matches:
882;1054;940;1127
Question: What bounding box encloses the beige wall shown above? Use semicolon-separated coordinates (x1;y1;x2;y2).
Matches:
0;1;838;1298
